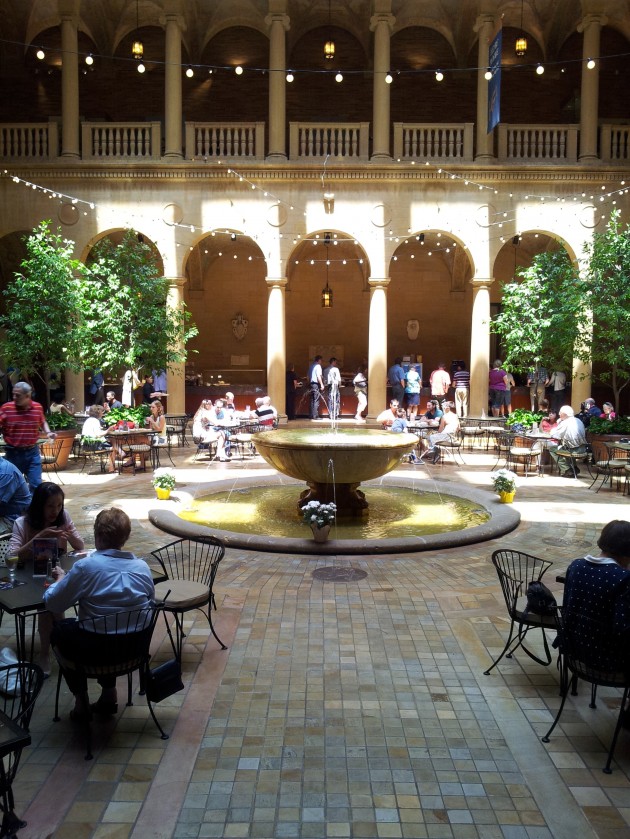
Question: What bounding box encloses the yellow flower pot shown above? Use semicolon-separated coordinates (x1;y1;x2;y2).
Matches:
155;487;171;500
499;490;515;503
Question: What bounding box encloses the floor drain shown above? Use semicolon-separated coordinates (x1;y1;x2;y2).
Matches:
312;567;368;582
542;537;591;548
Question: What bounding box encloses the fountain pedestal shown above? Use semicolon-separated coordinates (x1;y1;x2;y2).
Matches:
300;482;368;516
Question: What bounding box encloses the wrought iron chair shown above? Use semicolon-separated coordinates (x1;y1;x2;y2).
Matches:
165;414;190;448
150;537;227;661
507;435;542;477
39;437;64;484
52;606;168;760
433;428;465;465
460;418;485;451
542;608;630;774
0;662;45;837
230;421;262;460
589;443;628;492
484;549;557;675
492;430;514;471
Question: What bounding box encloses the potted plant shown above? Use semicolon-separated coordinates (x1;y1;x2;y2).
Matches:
505;410;543;433
302;500;337;542
44;410;79;471
152;468;176;500
491;469;518;503
106;405;150;428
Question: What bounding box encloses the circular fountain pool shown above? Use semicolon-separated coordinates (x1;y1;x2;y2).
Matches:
149;474;519;555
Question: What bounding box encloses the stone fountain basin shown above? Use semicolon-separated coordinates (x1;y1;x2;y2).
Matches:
251;428;418;484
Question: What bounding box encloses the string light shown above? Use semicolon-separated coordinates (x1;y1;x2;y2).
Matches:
536;64;545;75
587;58;596;69
335;72;343;83
484;68;492;81
185;66;194;78
85;54;94;66
435;70;444;82
286;71;294;82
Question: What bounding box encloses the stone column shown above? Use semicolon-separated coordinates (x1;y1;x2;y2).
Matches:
59;0;80;158
367;277;389;420
265;2;289;162
165;277;187;413
469;277;492;416
266;277;287;422
64;369;84;410
163;1;185;159
370;2;395;161
578;11;607;162
473;8;497;163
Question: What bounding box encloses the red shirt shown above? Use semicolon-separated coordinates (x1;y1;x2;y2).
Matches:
0;400;46;447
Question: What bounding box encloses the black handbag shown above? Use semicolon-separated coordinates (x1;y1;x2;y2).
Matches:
146;659;184;703
523;580;557;617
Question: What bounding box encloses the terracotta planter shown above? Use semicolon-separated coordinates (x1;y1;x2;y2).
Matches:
155;487;172;500
499;491;515;503
43;427;77;472
311;524;331;543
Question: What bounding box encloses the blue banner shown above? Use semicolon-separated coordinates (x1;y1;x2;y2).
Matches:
487;27;502;134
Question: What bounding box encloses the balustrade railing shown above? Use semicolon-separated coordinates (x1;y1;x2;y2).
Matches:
289;122;370;160
81;122;161;160
600;124;630;162
185;122;264;160
393;123;473;162
0;122;58;160
498;124;579;163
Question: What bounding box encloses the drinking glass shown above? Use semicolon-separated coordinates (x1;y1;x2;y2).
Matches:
6;555;18;587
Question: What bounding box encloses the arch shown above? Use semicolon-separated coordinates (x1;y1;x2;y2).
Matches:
81;228;164;275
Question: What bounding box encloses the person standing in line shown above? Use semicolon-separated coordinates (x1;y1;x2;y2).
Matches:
89;370;105;406
308;355;324;420
387;357;406;406
452;363;470;418
488;360;509;418
0;382;57;491
285;364;300;420
504;370;516;415
429;363;451;404
548;370;567;413
353;365;367;422
404;363;421;422
527;365;549;412
326;357;342;420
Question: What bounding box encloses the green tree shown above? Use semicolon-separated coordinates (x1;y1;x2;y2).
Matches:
81;229;197;374
0;220;86;400
492;247;586;375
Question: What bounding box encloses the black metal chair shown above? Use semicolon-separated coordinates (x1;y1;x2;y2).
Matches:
39;438;64;484
507;435;542;477
589;443;628;491
150;538;227;661
230;421;262;460
484;549;557;675
0;662;45;837
51;606;169;760
165;414;190;448
434;428;465;465
542;608;630;774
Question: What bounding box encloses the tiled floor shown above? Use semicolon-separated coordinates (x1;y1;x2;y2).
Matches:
7;434;630;838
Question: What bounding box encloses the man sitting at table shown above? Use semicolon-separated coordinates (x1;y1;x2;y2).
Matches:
423;400;443;424
376;399;399;427
421;401;460;463
548;405;588;478
0;457;31;534
44;508;155;719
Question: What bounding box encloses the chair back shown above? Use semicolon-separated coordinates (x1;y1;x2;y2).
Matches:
491;549;552;616
151;537;225;588
53;606;159;679
558;607;630;685
39;437;64;464
0;532;12;564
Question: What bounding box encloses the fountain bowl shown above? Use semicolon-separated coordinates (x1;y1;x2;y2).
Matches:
251;427;418;512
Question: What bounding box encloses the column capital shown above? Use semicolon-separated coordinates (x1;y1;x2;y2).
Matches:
577;12;608;33
160;11;186;31
470;276;494;289
265;276;288;289
57;0;80;20
369;13;395;33
368;276;390;289
165;276;187;290
473;12;497;34
265;13;290;32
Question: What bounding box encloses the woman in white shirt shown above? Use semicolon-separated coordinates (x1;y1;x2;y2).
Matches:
81;405;119;472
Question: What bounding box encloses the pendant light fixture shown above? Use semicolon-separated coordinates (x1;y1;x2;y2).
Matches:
132;0;144;62
324;0;335;61
321;232;333;308
515;0;527;57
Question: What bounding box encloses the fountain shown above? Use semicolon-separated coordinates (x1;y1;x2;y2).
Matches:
149;426;520;555
250;427;418;514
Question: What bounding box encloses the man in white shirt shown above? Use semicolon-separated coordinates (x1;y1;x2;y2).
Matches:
309;355;324;420
422;402;460;462
326;357;342;420
549;405;587;477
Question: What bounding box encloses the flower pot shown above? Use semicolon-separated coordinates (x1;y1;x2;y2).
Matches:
155;487;171;500
499;490;515;503
311;523;331;543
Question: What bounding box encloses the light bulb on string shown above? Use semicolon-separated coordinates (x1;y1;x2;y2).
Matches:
536;64;545;75
335;72;343;83
235;65;243;75
185;66;194;78
435;70;444;82
286;72;294;82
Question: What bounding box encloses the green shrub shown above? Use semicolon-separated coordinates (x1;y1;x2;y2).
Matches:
505;409;543;430
588;416;630;435
45;411;78;430
106;405;150;426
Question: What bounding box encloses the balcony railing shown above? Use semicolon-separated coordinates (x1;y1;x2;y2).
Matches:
81;122;161;160
289;122;370;161
498;124;579;163
393;123;474;162
0;121;58;160
185;122;264;160
600;124;630;163
1;118;629;165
